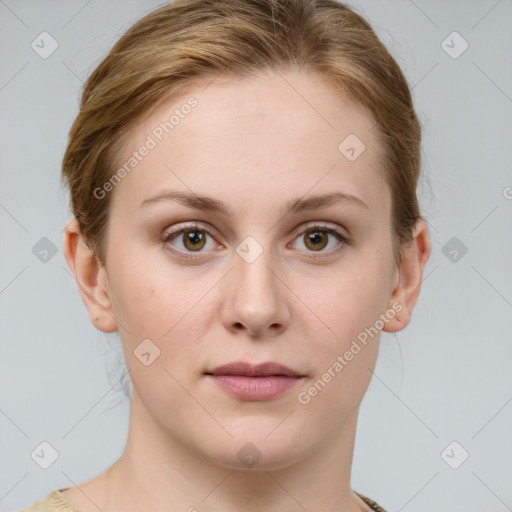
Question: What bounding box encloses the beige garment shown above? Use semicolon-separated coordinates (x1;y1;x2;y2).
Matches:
20;488;390;512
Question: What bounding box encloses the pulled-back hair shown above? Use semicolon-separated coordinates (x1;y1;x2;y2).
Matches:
62;0;424;267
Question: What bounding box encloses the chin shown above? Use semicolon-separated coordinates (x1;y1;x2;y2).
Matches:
199;427;311;472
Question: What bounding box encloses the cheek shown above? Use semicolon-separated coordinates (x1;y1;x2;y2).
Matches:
298;261;390;349
107;251;216;373
108;243;198;332
108;260;211;425
292;256;392;404
294;285;383;424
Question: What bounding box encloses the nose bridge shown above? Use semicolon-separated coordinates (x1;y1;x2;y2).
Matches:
233;235;281;302
223;234;288;334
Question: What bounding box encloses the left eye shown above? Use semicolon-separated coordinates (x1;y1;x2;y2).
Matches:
291;225;348;254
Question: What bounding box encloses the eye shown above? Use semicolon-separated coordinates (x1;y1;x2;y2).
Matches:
290;222;349;257
162;221;350;261
162;222;218;259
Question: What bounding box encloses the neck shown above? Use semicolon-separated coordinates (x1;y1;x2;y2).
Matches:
102;390;369;512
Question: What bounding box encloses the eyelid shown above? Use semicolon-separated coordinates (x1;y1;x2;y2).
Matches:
292;220;349;240
163;220;217;239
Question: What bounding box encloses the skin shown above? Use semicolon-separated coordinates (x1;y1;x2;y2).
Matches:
63;68;430;512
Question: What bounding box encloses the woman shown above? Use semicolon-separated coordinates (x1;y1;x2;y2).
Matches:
21;0;430;510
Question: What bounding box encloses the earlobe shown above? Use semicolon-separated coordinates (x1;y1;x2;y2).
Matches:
382;218;431;334
63;218;118;333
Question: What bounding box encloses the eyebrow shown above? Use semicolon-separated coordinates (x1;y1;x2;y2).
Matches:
139;190;369;215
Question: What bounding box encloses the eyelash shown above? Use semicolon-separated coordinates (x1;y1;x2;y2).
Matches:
161;221;350;261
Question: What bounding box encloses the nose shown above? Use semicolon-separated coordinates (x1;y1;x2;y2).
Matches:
220;249;290;338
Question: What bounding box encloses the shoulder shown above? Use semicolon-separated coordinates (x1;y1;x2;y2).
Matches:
355;490;390;512
19;489;80;512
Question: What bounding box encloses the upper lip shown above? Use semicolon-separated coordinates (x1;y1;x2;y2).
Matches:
206;361;303;377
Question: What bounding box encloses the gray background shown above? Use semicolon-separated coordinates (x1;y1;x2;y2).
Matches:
1;1;511;511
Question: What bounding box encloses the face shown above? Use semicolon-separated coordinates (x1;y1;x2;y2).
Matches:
97;69;400;469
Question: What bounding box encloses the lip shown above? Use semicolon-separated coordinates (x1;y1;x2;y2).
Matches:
207;361;302;377
205;361;305;401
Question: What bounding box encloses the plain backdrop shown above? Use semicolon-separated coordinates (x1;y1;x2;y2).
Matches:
1;1;511;511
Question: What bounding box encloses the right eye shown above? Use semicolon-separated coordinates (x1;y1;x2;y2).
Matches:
162;222;220;260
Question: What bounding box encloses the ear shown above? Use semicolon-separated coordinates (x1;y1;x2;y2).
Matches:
382;218;431;333
63;218;118;333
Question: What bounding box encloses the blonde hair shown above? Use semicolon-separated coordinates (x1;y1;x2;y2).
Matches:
62;0;424;267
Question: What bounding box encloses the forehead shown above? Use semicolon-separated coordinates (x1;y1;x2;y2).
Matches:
110;69;390;217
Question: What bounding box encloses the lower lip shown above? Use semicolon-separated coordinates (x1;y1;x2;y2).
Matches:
206;375;303;401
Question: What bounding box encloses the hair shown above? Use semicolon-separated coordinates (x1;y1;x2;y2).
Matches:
61;0;425;270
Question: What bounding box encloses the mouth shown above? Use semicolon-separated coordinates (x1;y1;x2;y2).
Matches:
205;361;303;378
204;361;305;401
